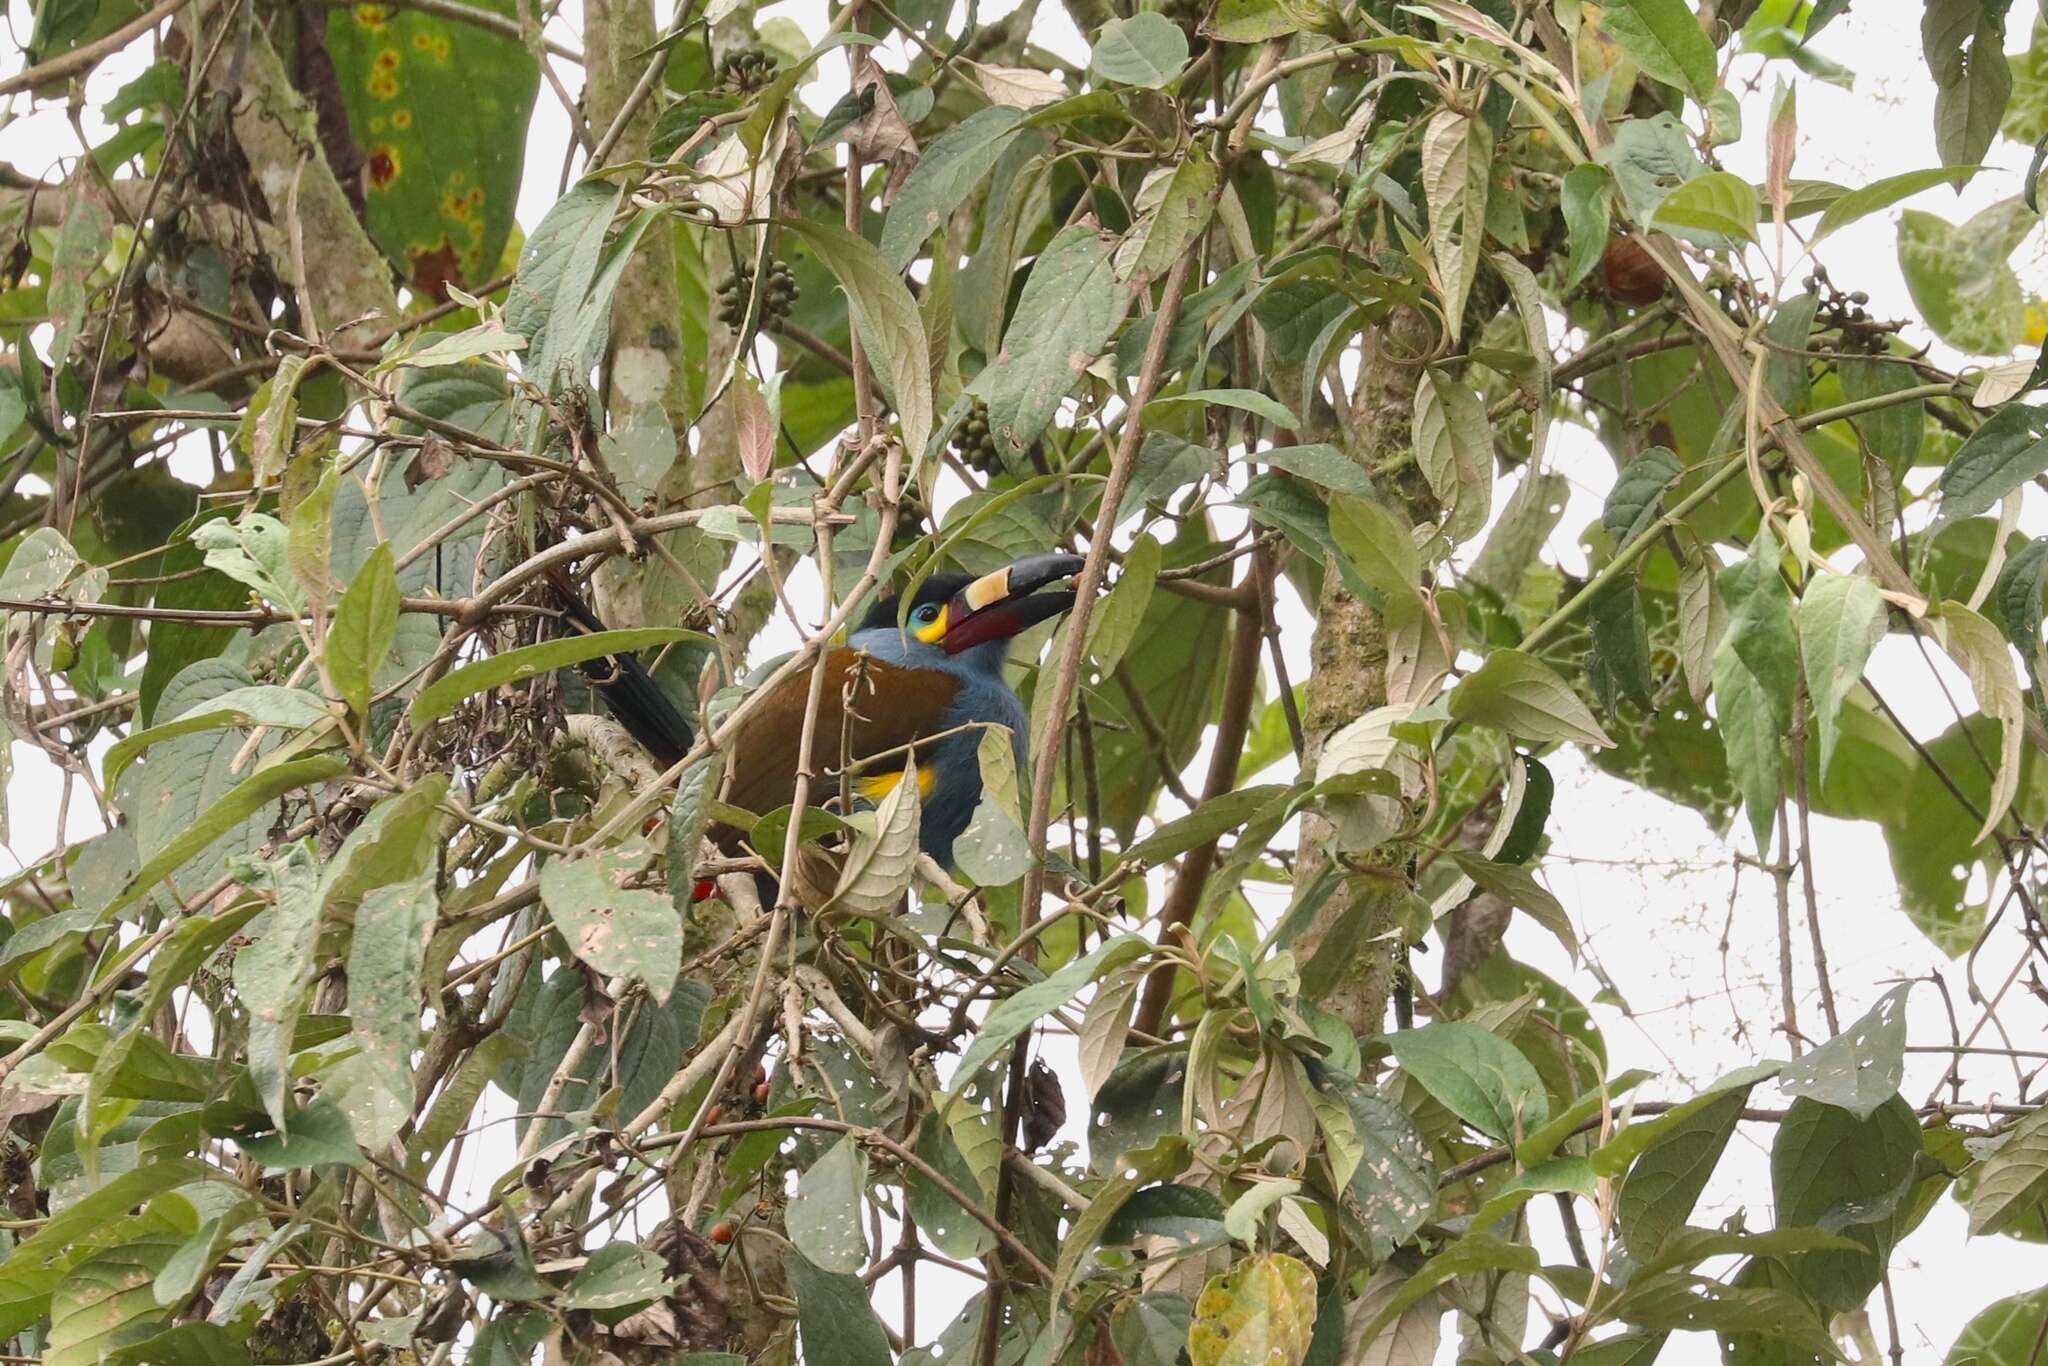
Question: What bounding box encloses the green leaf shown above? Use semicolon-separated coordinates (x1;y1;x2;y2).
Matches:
1899;204;2031;356
1563;163;1615;288
1618;1089;1744;1258
953;934;1149;1084
1413;369;1492;542
1602;447;1685;552
48;1200;195;1366
1600;114;1711;238
787;1255;894;1366
1387;1020;1550;1141
1087;534;1160;679
1839;357;1926;470
328;0;539;291
1995;535;2048;669
1945;1285;2048;1364
1781;986;1913;1123
966;227;1130;456
782;217;934;463
1924;0;2012;176
1328;493;1421;607
1449;649;1615;748
788;1136;869;1275
565;1243;671;1312
1797;573;1886;781
1714;532;1800;850
1771;1095;1921;1311
1188;1252;1318;1366
507;180;620;390
538;845;682;1002
191;515;303;613
1587;576;1655;714
1259;442;1373;496
907;1112;997;1260
1964;1103;2048;1235
1121;149;1219;283
1054;1136;1192;1291
881;106;1027;270
1811;165;1982;244
1763;291;1819;412
1650;171;1759;242
329;542;401;716
1089;12;1189;88
346;869;438;1126
103;756;350;923
1937;401;2048;524
1450;853;1578;960
1601;0;1719;102
48;191;112;360
1353;1231;1539;1344
410;627;701;728
0;1158;210;1273
1146;387;1301;432
1420;107;1490;340
233;843;326;1127
102;685;333;786
1123;784;1293;865
1324;1074;1435;1259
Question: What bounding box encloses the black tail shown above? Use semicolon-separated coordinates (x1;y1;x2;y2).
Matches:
547;568;695;770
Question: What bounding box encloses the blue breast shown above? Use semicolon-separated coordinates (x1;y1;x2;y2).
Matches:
846;630;1027;866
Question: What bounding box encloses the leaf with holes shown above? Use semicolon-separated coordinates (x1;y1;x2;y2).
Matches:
538;844;681;1002
788;1136;869;1275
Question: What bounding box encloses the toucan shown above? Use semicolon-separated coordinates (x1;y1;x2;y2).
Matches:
552;552;1085;867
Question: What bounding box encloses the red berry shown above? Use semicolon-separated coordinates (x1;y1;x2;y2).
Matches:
752;1082;770;1105
691;878;716;903
710;1221;735;1244
705;1103;722;1126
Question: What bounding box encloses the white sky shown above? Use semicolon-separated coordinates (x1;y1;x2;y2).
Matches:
4;0;2048;1360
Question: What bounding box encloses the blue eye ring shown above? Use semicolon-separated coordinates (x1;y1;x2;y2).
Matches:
913;603;941;623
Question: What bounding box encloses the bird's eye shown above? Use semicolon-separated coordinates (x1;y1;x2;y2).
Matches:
914;604;940;623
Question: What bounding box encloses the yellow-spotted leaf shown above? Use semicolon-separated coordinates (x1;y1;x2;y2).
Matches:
328;0;539;297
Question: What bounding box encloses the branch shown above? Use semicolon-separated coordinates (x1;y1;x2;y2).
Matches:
1131;578;1265;1037
0;0;192;98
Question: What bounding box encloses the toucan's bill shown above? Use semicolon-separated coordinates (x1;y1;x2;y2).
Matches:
941;552;1086;655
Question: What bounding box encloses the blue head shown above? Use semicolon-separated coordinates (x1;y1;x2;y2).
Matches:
846;554;1083;866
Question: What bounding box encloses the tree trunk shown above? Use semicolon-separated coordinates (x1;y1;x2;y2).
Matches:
1290;310;1432;1038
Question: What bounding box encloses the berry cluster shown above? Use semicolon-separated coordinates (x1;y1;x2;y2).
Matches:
718;47;778;94
715;257;799;330
1804;268;1888;354
952;399;1004;475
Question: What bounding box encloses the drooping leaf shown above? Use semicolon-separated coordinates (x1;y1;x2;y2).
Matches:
788;1136;870;1275
328;542;401;717
1966;1103;2048;1236
1923;0;2013;177
783;217;935;460
881;106;1027;270
1797;573;1886;781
